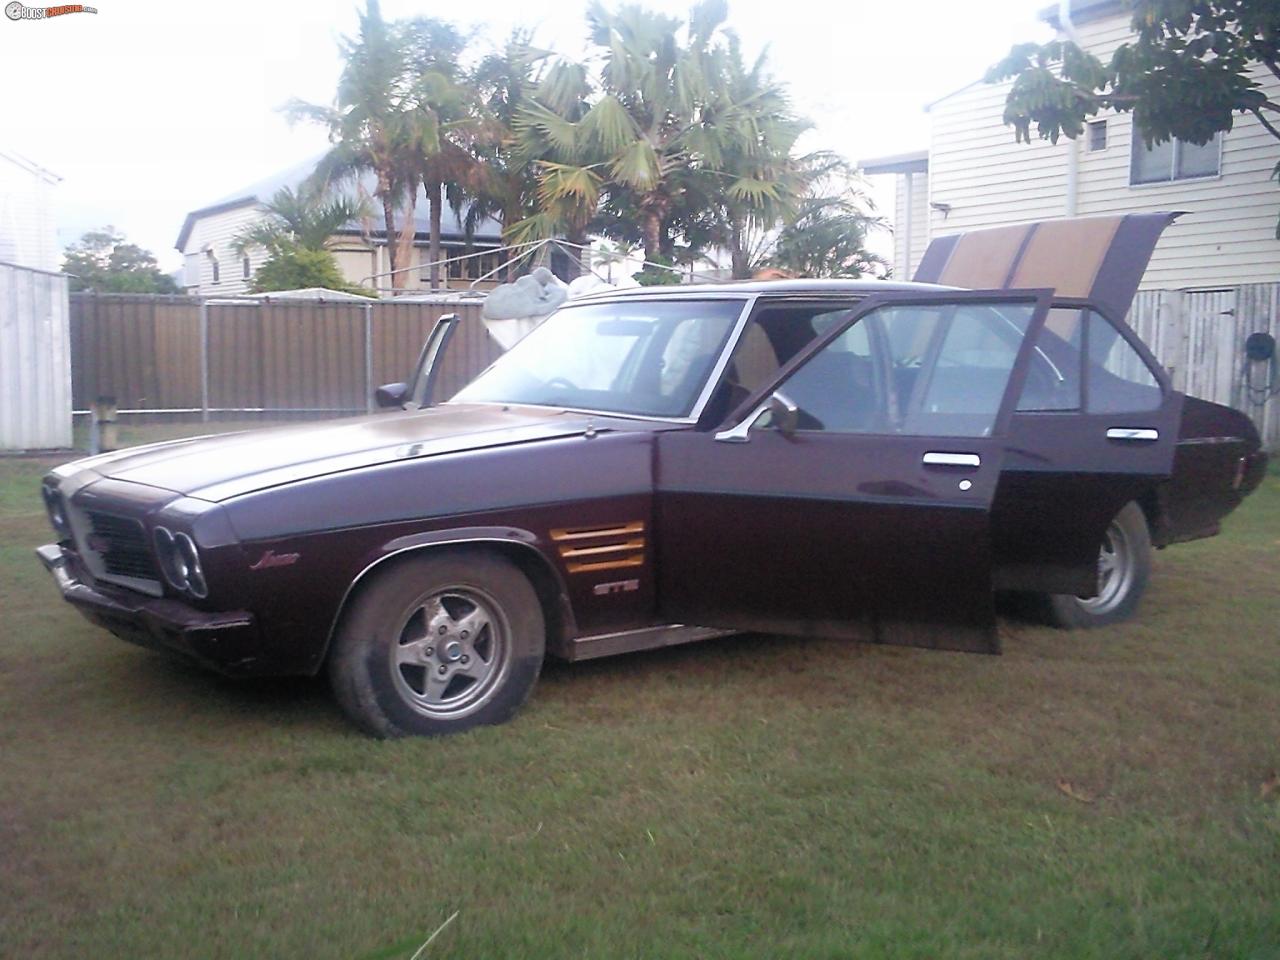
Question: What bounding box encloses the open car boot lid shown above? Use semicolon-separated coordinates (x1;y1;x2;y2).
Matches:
913;212;1180;321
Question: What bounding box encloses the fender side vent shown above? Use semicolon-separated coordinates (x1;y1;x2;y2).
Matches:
550;521;646;574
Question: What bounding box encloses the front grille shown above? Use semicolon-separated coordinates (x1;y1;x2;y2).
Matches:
85;511;160;581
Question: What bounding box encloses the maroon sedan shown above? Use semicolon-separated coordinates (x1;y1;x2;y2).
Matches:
38;214;1268;737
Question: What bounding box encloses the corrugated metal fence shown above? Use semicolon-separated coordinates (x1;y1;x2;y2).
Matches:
1;261;72;450
70;294;501;421
1128;284;1280;449
64;286;1280;448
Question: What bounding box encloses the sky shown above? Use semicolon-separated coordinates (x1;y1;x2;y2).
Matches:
1;0;1052;270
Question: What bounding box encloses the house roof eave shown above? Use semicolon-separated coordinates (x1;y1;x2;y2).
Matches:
1039;0;1127;29
860;150;929;175
174;196;259;252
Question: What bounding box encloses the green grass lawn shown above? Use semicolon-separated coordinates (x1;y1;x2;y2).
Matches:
1;452;1278;959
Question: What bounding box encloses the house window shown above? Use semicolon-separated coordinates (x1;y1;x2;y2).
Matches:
1087;120;1108;153
211;258;220;284
447;250;466;280
242;256;251;280
1131;132;1221;184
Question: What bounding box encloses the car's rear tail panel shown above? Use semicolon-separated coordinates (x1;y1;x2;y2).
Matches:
1152;396;1268;546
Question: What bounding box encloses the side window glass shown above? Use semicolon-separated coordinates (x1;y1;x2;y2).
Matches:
1016;308;1084;412
779;301;1036;437
659;316;722;397
1086;313;1162;412
902;302;1035;437
780;320;887;433
723;320;782;396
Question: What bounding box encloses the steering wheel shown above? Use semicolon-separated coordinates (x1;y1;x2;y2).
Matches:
545;376;579;392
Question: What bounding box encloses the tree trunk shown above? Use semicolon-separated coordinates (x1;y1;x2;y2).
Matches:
502;200;519;282
427;178;443;291
641;209;662;264
730;218;750;279
565;227;588;280
395;194;416;290
380;191;400;291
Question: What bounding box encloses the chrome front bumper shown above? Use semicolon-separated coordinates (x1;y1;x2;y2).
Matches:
38;543;261;674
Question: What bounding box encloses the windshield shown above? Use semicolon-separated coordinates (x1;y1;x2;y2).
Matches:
451;299;745;418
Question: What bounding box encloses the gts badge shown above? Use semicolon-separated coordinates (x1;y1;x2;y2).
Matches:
250;549;300;571
594;578;639;597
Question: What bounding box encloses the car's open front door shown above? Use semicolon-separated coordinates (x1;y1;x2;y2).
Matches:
407;313;507;407
655;290;1054;653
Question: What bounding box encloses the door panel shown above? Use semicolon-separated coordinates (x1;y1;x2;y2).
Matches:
993;305;1181;593
657;431;1004;650
656;291;1053;653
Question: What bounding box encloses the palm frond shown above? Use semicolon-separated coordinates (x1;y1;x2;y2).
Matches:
536;162;603;207
515;101;580;159
609;139;660;189
579;95;639;155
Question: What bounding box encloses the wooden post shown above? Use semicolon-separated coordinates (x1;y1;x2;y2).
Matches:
199;299;210;422
92;396;118;452
364;301;375;413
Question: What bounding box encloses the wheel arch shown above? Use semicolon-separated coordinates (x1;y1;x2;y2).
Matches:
322;534;575;669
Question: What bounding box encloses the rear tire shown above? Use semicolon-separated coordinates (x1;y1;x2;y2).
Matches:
328;550;545;738
1044;501;1151;630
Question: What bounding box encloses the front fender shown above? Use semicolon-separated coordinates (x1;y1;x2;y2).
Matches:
323;527;577;663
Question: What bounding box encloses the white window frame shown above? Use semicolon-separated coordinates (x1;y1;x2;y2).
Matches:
1129;131;1223;187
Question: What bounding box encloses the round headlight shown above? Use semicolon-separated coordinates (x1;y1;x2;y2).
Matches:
42;487;70;537
153;526;187;592
174;532;208;598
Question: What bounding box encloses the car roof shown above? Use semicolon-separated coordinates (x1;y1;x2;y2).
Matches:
577;278;962;299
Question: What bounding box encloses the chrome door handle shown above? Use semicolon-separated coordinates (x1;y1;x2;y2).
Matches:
1106;428;1159;442
922;452;981;468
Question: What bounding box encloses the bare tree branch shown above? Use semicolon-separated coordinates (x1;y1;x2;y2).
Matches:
1251;107;1280;142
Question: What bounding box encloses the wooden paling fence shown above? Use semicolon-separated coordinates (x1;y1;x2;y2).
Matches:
1128;284;1280;450
70;294;502;422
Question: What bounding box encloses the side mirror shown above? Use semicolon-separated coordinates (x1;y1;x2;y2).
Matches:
714;391;800;443
762;391;800;437
374;382;410;409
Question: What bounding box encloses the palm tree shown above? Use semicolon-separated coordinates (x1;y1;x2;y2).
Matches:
287;0;420;290
506;59;601;276
701;35;815;278
515;0;743;264
400;18;488;290
231;187;367;257
766;188;887;279
464;31;552;273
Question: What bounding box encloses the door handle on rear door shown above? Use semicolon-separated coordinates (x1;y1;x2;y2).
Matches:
1106;428;1159;442
922;452;981;468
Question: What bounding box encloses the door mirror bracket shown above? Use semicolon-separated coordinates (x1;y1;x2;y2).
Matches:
714;391;800;443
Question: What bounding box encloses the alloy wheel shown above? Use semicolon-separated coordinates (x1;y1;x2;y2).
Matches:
390;587;511;720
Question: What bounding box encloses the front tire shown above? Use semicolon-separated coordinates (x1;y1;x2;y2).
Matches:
328;550;545;738
1044;501;1152;630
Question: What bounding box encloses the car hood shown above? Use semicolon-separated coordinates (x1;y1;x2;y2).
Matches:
61;405;620;502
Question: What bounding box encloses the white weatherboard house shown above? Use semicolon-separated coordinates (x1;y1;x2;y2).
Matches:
863;0;1280;289
863;0;1280;450
0;149;61;272
175;156;506;296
